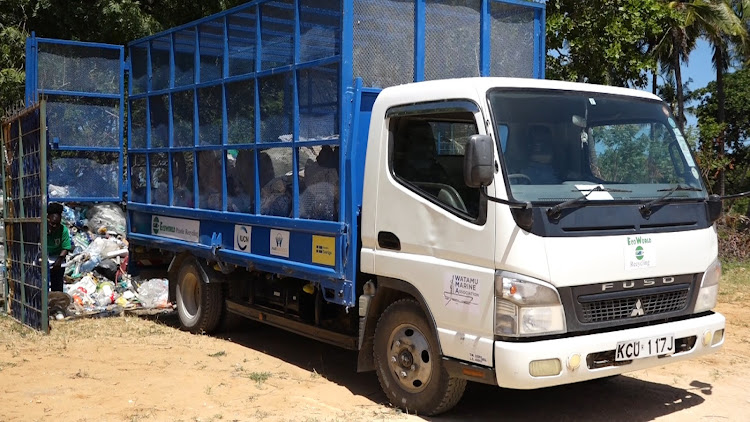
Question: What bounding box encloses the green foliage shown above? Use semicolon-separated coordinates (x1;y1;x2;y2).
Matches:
694;66;750;194
546;0;675;88
0;22;28;113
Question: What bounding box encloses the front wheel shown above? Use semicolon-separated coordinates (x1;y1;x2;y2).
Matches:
373;299;466;415
176;258;224;334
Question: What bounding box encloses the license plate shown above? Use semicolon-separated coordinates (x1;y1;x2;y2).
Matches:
615;335;674;361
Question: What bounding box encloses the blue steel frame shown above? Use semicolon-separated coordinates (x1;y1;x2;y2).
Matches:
25;33;126;203
126;0;358;306
124;0;545;308
21;0;544;308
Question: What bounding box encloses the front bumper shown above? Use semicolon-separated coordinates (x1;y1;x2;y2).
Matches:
494;312;725;389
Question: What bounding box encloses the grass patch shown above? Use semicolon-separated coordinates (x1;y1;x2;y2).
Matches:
248;371;272;385
719;260;750;303
208;350;226;358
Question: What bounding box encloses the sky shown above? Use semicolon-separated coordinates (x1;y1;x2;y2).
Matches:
680;38;715;129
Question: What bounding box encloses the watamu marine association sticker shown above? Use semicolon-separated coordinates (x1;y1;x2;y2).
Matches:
444;273;480;314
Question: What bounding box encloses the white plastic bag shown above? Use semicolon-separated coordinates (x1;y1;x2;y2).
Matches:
135;278;169;308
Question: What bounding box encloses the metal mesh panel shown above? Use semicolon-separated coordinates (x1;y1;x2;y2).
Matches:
425;0;481;80
490;2;535;78
228;11;257;76
227;80;255;145
37;43;120;94
198;150;223;210
172;151;195;208
353;0;414;88
129;154;147;203
151;36;172;92
2;104;47;332
174;29;197;87
300;0;342;63
150;95;169;148
198;86;223;146
200;18;225;83
173;90;195;147
150;152;169;205
48;151;119;199
580;289;690;323
260;148;292;217
259;73;293;143
130;43;149;94
299;64;339;141
261;0;295;70
46;96;120;148
298;145;339;221
129;98;147;149
227;148;262;213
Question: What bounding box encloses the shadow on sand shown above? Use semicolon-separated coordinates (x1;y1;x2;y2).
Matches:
143;311;708;421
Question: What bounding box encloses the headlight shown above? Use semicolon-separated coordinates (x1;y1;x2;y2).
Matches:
495;271;566;337
695;259;721;313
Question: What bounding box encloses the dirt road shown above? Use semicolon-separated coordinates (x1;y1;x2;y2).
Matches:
0;301;748;422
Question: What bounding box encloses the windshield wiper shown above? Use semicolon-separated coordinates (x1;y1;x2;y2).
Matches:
547;186;632;220
639;184;703;218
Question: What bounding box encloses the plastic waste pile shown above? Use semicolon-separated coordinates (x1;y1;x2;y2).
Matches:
50;202;172;320
61;274;169;318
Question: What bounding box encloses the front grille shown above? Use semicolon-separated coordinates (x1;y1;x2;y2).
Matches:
580;288;689;323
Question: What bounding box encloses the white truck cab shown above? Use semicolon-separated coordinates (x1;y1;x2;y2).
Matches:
359;77;724;409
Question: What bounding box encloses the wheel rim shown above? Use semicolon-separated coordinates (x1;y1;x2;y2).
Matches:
180;270;200;319
386;323;433;393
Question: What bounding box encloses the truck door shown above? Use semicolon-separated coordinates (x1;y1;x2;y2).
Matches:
371;100;497;366
25;34;126;203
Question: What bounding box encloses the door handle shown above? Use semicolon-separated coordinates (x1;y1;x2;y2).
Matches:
378;231;401;251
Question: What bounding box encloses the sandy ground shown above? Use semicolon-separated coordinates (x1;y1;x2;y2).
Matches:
0;301;748;422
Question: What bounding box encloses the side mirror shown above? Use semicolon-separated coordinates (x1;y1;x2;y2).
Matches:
707;194;723;223
464;134;494;188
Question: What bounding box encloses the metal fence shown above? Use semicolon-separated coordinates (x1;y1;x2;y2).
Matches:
1;102;49;332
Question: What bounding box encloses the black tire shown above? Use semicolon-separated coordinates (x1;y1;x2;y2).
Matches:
373;299;466;415
176;258;224;334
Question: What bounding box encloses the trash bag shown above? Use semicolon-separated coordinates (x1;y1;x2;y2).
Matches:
135;278;169;308
95;258;119;281
85;203;126;234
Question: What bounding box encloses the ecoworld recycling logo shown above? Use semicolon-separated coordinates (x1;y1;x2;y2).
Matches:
152;217;160;235
635;246;644;261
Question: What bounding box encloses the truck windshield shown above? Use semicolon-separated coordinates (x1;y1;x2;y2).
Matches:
488;89;707;204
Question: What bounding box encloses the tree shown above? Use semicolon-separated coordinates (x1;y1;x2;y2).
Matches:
653;1;748;196
694;65;750;194
546;0;674;88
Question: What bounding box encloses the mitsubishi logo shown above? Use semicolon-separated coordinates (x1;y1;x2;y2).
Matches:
631;299;645;317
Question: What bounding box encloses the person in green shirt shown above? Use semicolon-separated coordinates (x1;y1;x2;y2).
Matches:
47;202;72;292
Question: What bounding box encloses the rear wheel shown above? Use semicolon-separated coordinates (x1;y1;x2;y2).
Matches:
176;258;224;334
374;299;466;415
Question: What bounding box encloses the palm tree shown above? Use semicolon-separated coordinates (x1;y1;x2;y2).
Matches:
654;1;748;195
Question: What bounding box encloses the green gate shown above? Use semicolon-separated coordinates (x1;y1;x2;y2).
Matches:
1;102;49;332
